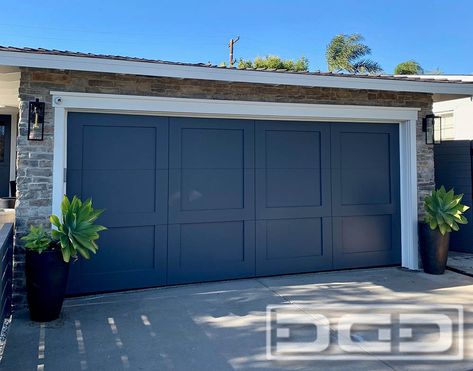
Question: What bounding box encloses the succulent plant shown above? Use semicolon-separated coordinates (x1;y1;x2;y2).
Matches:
50;195;106;262
21;225;53;253
424;186;469;235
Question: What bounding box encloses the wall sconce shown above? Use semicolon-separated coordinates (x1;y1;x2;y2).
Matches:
422;114;441;145
28;99;45;141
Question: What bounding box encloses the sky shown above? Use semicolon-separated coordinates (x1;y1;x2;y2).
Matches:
0;0;472;74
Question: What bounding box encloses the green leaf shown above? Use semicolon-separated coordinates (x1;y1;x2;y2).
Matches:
451;221;460;231
76;245;91;259
456;215;468;224
62;245;71;263
459;204;470;213
50;214;61;228
439;223;448;235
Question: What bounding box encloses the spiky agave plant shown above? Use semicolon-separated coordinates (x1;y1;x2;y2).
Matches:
50;195;106;262
424;186;469;235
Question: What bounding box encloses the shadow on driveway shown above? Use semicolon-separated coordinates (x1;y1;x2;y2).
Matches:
1;267;472;370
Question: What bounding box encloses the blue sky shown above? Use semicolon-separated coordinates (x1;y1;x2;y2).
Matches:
1;0;472;74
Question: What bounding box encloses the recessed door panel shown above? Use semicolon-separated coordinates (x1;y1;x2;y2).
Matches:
255;121;332;274
167;118;255;283
66;113;169;295
167;221;255;284
331;123;401;269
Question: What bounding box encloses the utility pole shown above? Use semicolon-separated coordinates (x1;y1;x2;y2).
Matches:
228;36;240;67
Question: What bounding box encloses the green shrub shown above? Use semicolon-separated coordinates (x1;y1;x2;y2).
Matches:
424;186;469;235
237;55;309;71
394;60;423;75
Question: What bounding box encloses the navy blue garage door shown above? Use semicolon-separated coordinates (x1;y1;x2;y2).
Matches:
66;113;400;295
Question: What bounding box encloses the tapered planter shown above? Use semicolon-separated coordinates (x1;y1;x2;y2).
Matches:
419;223;450;275
25;247;69;322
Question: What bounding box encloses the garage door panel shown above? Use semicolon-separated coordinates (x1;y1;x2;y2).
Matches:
339;132;390;169
66;113;168;295
256;218;332;275
339;215;392;253
169;117;254;169
67;113;168;170
180;129;244;168
329;204;396;218
264;169;322;208
333;216;400;269
180;169;244;210
256;122;331;219
79;169;156;213
255;121;329;168
331;124;400;216
167;221;255;284
169;118;254;224
67;225;167;295
82;126;158;170
81;226;157;273
70;168;169;225
169;169;254;223
263;130;322;169
256;168;331;219
331;123;401;268
339;168;391;205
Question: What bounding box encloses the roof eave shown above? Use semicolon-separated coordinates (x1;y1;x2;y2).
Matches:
1;50;473;96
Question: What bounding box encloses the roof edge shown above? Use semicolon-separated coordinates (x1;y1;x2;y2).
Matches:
1;50;473;95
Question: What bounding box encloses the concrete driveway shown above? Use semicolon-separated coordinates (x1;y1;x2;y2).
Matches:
1;267;472;370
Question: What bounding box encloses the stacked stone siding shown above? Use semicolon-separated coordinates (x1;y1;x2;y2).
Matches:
13;67;434;306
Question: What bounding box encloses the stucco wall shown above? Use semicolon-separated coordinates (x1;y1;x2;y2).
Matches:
433;97;473;140
13;67;434;306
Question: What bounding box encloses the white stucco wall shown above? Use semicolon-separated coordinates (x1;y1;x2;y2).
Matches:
433;96;473;139
409;75;473;140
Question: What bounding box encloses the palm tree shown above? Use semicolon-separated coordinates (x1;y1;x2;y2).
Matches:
326;34;382;74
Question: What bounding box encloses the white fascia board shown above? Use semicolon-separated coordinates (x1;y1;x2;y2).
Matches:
2;50;473;95
51;91;420;122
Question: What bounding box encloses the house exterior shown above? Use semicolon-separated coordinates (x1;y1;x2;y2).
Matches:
399;75;473;140
1;47;473;305
407;75;473;253
434;95;473;140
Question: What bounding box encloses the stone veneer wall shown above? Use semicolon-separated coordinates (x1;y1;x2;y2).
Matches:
13;67;434;306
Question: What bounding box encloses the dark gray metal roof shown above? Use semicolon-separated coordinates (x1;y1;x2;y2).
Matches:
1;45;471;85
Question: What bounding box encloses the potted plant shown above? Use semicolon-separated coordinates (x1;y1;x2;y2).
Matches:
22;195;106;321
419;186;469;274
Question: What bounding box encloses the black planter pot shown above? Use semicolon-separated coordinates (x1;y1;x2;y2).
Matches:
419;223;450;275
25;248;69;322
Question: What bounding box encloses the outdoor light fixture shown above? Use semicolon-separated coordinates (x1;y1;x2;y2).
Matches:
422;114;441;145
28;99;45;141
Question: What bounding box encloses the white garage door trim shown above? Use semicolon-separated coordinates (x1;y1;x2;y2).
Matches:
50;91;420;270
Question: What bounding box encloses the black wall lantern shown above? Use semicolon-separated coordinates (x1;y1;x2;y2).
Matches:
28;99;45;141
422;114;441;145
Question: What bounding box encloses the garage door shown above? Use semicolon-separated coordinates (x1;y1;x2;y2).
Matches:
66;113;400;295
